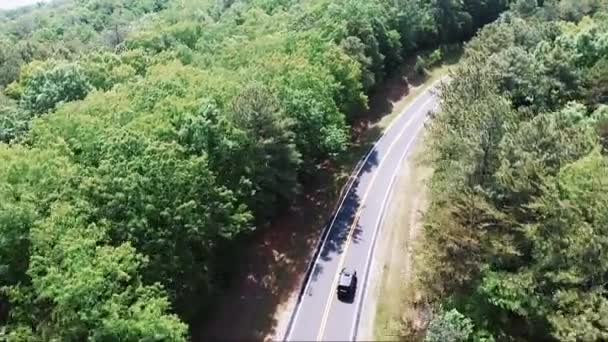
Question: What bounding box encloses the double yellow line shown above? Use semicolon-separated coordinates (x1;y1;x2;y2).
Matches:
315;96;435;341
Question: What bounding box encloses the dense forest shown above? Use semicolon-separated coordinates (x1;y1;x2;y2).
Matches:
422;0;608;341
0;0;511;340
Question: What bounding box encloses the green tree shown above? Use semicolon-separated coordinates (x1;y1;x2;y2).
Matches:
421;4;608;340
495;103;597;211
82;52;136;90
4;204;187;341
513;0;538;17
0;145;76;290
227;82;301;221
81;129;251;318
534;152;608;340
0;97;29;142
585;58;608;108
11;60;92;115
425;308;475;342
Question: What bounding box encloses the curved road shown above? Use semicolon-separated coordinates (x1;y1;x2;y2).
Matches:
285;85;440;341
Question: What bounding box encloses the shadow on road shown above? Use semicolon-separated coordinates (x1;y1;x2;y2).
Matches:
316;150;379;270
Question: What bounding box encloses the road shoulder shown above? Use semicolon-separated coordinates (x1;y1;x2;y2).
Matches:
359;132;433;341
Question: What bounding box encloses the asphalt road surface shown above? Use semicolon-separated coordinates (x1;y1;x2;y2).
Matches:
285;85;440;342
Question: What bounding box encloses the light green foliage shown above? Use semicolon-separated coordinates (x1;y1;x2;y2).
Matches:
0;145;77;289
431;58;516;191
425;308;474;342
262;54;350;160
5;204;187;341
549;0;608;22
428;48;443;67
25;72;253;319
534;152;608;341
0;0;170;89
589;105;608;150
487;37;581;111
496;103;597;205
558;14;608;67
82;52;137;90
422;3;608;340
84;131;251;311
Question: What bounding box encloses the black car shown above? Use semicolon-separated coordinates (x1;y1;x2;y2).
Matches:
337;268;357;302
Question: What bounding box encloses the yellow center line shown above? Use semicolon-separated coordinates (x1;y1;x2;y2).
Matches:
315;96;434;341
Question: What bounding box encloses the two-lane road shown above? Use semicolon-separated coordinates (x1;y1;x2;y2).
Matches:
285;85;440;341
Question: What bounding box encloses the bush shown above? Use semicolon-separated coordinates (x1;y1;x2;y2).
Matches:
425;308;474;342
415;56;427;75
427;49;443;67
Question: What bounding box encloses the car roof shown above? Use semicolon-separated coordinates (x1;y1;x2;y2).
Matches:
339;270;353;286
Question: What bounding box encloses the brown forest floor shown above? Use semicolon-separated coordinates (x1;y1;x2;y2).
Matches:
195;56;455;341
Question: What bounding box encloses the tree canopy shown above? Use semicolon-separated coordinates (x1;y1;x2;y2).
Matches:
421;1;608;340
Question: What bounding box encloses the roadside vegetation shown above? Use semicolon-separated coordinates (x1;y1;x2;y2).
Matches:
418;0;608;340
0;0;509;339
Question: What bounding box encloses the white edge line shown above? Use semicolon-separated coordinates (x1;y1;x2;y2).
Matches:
349;101;437;341
285;80;441;341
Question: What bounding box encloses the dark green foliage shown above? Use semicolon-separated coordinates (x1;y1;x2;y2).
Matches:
227;82;301;221
422;3;608;341
585;58;608;108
